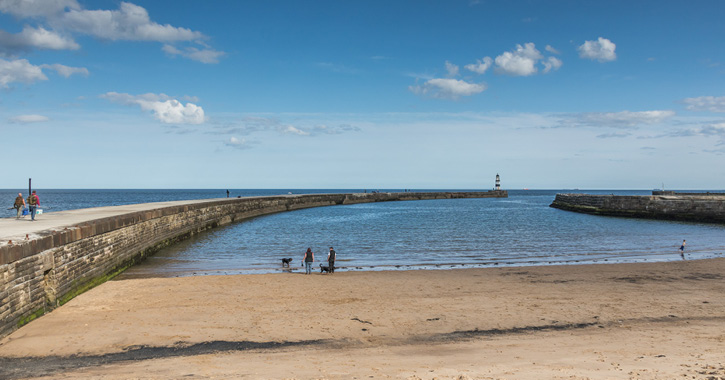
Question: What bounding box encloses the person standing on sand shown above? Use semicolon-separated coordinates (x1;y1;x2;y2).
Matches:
27;190;40;221
327;247;336;274
303;248;314;275
13;193;26;219
680;239;686;260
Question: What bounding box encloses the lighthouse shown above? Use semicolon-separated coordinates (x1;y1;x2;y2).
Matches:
495;174;501;191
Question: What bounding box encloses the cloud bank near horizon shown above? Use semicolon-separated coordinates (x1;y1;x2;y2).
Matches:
101;92;206;124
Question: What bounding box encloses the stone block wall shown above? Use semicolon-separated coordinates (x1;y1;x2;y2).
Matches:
550;193;725;223
0;191;506;338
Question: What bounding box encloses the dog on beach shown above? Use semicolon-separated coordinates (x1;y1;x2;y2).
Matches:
320;263;334;273
281;258;293;267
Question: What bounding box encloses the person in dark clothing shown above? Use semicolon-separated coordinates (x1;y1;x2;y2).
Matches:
303;248;314;275
327;247;336;274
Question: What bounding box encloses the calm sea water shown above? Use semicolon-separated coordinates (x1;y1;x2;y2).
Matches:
2;189;723;276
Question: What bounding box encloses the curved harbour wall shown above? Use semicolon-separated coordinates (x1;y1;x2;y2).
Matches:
0;191;506;338
550;193;725;224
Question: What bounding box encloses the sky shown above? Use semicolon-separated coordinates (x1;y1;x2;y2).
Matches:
1;0;724;190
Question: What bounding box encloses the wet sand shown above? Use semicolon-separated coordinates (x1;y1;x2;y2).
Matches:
1;258;723;379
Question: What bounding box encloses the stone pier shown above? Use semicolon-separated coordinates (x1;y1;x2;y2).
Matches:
0;191;507;338
550;193;725;224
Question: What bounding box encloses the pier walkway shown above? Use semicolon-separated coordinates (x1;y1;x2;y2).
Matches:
1;199;221;246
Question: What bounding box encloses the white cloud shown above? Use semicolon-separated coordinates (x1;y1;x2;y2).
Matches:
312;124;361;135
0;1;201;42
699;123;725;136
445;60;459;77
144;99;205;124
0;1;224;63
181;95;200;103
210;116;361;140
40;63;88;77
0;58;87;87
468;43;560;77
281;123;361;136
494;43;543;76
0;0;80;18
9;114;49;123
409;78;486;100
578;37;617;62
162;44;225;64
545;45;560;55
542;56;562;73
0;58;47;87
596;132;631;139
0;26;79;56
464;57;492;74
163;125;194;135
55;2;202;42
224;137;251;149
282;125;310;136
564;110;676;128
101;92;205;124
19;26;78;49
682;96;725;113
679;123;725;137
656;122;725;147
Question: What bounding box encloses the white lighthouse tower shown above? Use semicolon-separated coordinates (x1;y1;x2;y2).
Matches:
495;174;501;191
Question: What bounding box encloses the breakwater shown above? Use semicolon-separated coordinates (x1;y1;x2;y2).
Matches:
0;191;506;338
550;193;725;224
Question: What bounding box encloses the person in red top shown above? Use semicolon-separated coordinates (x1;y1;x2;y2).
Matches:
27;190;40;221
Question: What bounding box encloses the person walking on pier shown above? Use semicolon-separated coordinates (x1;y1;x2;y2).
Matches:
303;248;314;275
679;239;686;260
13;193;26;219
27;191;40;221
327;247;336;274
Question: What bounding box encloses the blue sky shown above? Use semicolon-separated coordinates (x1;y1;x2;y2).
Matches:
1;0;724;189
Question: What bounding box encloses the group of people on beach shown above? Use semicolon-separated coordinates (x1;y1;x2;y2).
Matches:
302;246;336;275
12;191;40;221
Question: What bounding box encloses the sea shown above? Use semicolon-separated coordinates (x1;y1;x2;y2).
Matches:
2;189;724;277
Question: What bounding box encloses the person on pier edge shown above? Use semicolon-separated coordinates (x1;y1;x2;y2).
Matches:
13;193;25;219
27;191;40;221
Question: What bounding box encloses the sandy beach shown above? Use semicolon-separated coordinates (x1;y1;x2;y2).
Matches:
1;258;723;379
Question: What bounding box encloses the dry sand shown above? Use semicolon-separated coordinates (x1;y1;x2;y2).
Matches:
1;258;723;379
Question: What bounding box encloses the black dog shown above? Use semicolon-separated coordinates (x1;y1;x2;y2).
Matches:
281;258;293;267
320;263;334;273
